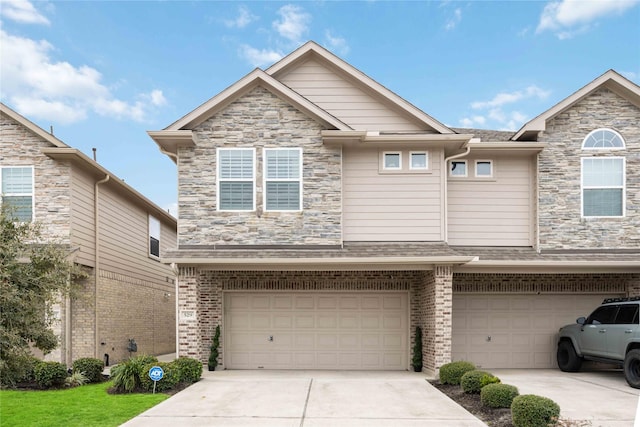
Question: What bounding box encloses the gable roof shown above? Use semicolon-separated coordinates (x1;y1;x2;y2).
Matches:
164;68;350;131
513;70;640;141
267;41;453;134
1;102;69;148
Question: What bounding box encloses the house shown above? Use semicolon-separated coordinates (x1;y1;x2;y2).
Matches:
148;41;639;374
0;103;177;366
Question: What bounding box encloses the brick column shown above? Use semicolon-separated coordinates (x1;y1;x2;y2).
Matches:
433;265;453;372
177;267;200;359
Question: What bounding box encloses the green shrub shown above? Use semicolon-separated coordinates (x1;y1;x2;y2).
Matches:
110;354;158;393
460;370;500;394
139;362;180;392
0;355;41;388
511;394;560;427
72;358;104;383
208;325;220;371
480;383;519;408
65;371;88;388
174;357;202;384
439;361;476;385
34;361;68;388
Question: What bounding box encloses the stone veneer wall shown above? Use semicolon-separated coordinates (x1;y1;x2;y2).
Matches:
177;87;342;246
178;269;427;367
538;87;640;249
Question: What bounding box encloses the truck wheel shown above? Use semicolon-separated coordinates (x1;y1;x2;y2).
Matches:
557;340;582;372
624;349;640;389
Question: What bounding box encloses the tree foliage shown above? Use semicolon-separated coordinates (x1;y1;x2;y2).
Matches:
0;209;86;387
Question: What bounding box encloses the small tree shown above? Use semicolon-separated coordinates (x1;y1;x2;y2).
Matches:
412;326;423;372
0;209;85;387
208;325;220;371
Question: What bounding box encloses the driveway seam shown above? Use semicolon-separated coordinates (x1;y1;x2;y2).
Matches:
299;378;313;427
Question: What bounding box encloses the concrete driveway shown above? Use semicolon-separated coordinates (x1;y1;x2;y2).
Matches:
121;370;486;427
493;369;639;427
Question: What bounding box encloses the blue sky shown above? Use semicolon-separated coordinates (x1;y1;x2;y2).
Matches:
1;0;639;215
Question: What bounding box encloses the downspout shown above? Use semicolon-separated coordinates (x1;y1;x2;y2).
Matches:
443;146;471;243
94;174;110;358
159;147;178;162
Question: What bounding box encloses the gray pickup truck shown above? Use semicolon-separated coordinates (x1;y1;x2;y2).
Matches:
556;297;640;388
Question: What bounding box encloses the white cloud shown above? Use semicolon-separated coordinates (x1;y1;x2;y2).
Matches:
0;0;50;25
239;44;283;67
537;0;640;38
471;85;550;109
225;5;258;28
445;8;462;30
324;31;349;56
0;29;167;124
458;115;486;128
273;4;311;43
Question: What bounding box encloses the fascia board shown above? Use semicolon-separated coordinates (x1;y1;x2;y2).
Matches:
457;260;640;274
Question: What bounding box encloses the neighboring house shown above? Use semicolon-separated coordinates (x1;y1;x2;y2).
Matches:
149;41;639;374
1;103;177;366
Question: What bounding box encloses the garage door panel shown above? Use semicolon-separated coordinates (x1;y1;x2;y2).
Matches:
453;294;619;369
226;292;408;370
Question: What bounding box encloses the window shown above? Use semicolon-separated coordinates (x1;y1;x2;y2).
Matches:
582;157;624;217
449;160;467;177
586;305;618;325
149;215;160;258
615;305;639;325
583;128;625;149
383;152;401;170
410;152;428;170
217;148;255;211
475;160;493;177
1;166;34;222
264;148;302;211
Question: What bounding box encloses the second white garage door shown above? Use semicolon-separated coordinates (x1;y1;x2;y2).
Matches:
225;292;408;370
452;294;618;369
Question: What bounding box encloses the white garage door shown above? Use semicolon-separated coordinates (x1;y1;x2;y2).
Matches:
225;292;408;370
452;294;619;369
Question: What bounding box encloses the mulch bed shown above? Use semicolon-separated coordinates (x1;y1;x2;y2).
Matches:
430;381;513;427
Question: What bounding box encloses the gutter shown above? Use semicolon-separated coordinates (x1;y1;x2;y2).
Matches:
94;174;110;358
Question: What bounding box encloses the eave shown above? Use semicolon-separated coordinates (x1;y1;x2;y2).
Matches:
456;260;640;274
147;130;195;162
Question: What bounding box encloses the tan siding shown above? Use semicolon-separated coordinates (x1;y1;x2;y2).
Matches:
97;185;175;285
448;157;534;246
279;59;423;131
70;167;95;267
343;148;443;241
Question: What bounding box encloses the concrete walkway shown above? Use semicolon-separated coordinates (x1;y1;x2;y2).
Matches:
121;370;486;427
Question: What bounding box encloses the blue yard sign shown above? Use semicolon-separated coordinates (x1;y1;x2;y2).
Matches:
148;366;164;393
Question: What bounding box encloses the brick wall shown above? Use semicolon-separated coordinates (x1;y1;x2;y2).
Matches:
538;87;640;249
177;86;342;246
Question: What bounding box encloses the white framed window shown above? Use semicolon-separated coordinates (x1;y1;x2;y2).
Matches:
264;148;302;211
149;215;161;258
475;160;493;177
449;160;467;177
383;152;402;170
410;152;428;170
582;128;625;150
217;148;255;211
1;166;34;222
581;157;625;217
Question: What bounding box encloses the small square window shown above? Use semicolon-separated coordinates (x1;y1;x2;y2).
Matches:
383;152;401;170
475;160;493;177
410;152;428;170
450;160;467;177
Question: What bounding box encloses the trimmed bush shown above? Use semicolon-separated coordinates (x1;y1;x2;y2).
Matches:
139;362;180;392
111;354;158;393
34;361;68;388
480;383;519;408
72;358;104;383
0;355;41;387
174;357;202;384
439;361;476;385
511;394;560;427
460;370;500;394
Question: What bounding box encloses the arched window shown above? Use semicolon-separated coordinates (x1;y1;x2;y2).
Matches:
582;128;625;149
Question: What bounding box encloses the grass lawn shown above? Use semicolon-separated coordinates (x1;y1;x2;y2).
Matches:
0;381;168;427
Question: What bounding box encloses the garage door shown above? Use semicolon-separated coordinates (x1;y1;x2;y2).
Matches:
452;294;619;369
225;292;408;370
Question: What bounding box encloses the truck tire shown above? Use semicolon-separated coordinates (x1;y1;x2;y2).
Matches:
624;349;640;389
557;340;582;372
